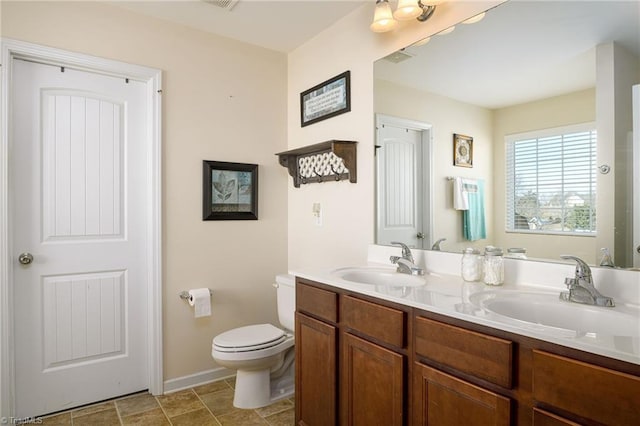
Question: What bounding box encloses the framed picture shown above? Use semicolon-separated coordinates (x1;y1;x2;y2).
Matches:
453;133;473;168
300;71;351;127
203;161;258;220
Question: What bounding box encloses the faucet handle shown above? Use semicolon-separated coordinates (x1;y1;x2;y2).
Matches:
560;255;592;281
564;277;578;289
391;241;414;262
431;238;446;251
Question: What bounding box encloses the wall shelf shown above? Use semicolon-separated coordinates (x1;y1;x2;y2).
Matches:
276;140;357;188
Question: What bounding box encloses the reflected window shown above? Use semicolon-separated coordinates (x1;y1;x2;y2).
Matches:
506;123;597;235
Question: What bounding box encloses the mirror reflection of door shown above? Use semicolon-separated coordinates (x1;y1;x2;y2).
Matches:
634;84;640;268
375;114;432;249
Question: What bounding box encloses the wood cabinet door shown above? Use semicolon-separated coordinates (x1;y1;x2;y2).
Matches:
413;362;511;426
295;313;337;426
533;350;640;425
533;408;581;426
341;333;405;426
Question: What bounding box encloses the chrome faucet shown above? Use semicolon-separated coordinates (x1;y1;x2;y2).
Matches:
559;255;615;307
390;242;424;276
431;238;446;251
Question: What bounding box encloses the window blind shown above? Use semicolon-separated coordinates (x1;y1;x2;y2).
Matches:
505;123;596;235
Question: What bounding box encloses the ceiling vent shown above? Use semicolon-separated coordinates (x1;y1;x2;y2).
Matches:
202;0;240;11
382;49;414;64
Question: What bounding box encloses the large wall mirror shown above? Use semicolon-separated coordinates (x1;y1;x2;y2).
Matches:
374;0;640;268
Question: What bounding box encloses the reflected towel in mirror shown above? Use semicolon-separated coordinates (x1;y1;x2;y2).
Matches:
463;179;486;241
453;177;479;210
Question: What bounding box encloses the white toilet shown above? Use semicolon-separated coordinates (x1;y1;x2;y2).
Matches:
211;274;295;409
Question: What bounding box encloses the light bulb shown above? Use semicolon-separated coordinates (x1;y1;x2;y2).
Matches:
437;26;455;35
370;0;397;33
394;0;422;21
462;12;486;24
411;37;431;47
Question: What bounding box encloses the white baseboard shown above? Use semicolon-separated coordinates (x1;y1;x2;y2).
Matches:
163;367;235;394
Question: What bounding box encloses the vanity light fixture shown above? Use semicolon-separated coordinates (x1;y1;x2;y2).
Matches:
394;0;422;20
436;26;455;35
461;12;486;24
371;0;444;33
370;0;398;32
411;36;431;47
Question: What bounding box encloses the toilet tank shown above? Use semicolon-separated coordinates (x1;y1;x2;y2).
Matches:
275;274;296;332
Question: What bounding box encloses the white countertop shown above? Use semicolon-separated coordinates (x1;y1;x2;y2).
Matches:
290;250;640;366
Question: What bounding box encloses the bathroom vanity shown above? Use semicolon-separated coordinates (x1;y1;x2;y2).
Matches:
292;248;640;426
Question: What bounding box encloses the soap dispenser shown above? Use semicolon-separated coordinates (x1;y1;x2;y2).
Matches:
599;248;615;267
461;248;482;282
483;246;504;286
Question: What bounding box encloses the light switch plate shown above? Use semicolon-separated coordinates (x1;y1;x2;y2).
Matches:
312;203;322;226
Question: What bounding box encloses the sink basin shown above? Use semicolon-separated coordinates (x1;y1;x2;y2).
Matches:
332;267;427;287
470;290;640;337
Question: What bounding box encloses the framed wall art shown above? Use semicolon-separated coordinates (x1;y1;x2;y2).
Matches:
300;71;351;127
453;133;473;168
203;161;258;220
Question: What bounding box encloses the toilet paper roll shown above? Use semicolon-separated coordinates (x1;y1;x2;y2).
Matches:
188;288;211;318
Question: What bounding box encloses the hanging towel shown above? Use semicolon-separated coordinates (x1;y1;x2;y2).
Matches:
453;177;479;210
463;179;486;241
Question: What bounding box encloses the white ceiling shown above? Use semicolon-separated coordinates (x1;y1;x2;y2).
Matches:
114;0;368;53
374;1;640;109
111;1;639;109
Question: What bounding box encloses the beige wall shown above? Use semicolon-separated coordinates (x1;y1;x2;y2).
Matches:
1;1;288;381
1;0;505;386
287;1;502;269
493;89;597;263
374;79;494;254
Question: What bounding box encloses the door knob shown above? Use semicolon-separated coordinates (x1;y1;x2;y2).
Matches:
637;245;640;254
417;232;425;239
18;252;33;265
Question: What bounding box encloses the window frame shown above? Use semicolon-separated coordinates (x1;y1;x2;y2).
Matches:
505;122;597;237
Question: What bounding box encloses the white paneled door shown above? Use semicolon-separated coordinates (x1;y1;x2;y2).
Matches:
633;85;639;268
12;59;148;417
375;116;432;249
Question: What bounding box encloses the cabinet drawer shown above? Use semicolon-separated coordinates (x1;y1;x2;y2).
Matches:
296;281;337;323
533;350;640;426
341;295;405;348
415;316;513;388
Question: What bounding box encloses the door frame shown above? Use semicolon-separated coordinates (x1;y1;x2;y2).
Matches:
375;114;434;248
634;84;639;268
0;38;163;417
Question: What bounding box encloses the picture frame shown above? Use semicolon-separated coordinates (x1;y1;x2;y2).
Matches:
203;161;258;221
300;71;351;127
453;133;473;168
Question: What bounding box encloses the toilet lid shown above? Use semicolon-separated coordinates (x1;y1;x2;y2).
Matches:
213;323;285;351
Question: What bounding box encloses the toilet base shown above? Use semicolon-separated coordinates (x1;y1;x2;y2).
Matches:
232;352;295;409
233;369;271;409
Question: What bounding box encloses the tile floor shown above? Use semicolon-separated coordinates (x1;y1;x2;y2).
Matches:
40;379;294;425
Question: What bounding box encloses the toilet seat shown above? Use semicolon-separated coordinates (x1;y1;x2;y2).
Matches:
213;324;287;353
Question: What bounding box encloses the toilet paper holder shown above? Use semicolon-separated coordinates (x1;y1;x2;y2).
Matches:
179;289;212;300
